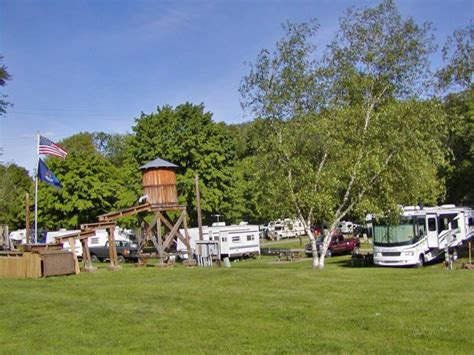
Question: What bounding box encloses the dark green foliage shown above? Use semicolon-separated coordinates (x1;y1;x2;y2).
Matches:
37;133;125;229
442;87;474;205
130;103;243;225
0;163;32;229
92;132;133;167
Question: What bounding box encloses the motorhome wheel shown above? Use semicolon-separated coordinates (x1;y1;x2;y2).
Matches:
416;254;425;268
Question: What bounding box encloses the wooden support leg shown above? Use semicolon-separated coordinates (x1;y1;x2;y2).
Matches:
107;226;121;271
181;210;193;259
80;238;97;273
156;213;164;266
161;212;185;251
68;237;80;275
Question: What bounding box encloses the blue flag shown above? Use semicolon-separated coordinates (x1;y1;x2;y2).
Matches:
38;158;62;189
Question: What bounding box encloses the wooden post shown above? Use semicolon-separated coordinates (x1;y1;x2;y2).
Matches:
68;237;80;274
195;175;203;241
107;226;121;271
25;193;30;244
182;210;193;261
157;212;163;262
80;238;97;272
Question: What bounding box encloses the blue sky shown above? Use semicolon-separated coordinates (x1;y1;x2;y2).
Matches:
1;0;472;172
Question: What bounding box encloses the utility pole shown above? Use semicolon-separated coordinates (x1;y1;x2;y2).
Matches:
195;175;203;241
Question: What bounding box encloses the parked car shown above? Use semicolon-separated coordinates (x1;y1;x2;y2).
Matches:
304;235;360;257
89;240;138;263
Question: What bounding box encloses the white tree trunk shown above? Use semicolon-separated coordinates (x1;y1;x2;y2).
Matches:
318;220;340;269
296;215;320;269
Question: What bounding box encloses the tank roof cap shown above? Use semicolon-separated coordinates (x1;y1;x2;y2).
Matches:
140;158;178;170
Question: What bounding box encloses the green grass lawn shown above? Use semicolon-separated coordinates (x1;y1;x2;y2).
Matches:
0;255;473;354
260;238;307;249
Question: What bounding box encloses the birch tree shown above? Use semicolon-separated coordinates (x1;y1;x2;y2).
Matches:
240;0;446;269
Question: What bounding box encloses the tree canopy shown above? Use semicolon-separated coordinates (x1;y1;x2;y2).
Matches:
129;103;244;225
37;133;125;229
240;0;447;268
0;163;32;230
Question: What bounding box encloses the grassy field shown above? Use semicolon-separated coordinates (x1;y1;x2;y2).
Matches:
0;254;473;354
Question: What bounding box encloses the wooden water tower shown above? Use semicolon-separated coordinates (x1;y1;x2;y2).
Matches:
140;158;179;206
87;157;194;268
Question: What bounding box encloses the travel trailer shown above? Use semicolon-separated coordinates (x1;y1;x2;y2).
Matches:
45;228;133;257
367;205;474;267
177;222;260;259
337;221;360;234
267;218;305;240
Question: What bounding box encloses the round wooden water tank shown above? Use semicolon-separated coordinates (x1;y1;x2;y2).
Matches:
142;168;178;205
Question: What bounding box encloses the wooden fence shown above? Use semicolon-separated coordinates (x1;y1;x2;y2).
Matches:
0;252;42;279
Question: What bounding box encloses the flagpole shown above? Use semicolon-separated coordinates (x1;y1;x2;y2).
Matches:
34;132;39;244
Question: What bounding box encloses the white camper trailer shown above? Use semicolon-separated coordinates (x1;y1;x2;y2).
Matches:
46;228;133;257
178;223;260;259
367;205;474;267
267;218;305;240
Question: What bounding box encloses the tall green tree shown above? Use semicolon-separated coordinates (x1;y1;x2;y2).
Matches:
130;103;242;225
437;21;473;92
0;163;32;229
442;87;474;205
437;22;474;205
37;133;124;229
241;0;446;269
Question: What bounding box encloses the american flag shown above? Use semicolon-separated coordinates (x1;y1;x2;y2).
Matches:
38;135;68;159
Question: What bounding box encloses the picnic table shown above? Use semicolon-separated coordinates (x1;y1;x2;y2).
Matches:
277;249;304;262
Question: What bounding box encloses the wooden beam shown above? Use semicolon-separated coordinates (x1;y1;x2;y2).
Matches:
150;204;186;212
97;203;152;222
80;222;116;230
53;230;96;243
161;211;185;251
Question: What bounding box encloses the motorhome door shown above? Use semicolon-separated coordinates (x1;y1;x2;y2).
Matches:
426;214;439;248
219;232;229;255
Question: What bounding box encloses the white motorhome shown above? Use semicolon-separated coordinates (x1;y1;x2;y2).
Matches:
178;222;260;259
367;205;474;267
267;218;305;240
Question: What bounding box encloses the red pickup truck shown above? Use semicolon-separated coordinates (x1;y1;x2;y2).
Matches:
305;235;360;257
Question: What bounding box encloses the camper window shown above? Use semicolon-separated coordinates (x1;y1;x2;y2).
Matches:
222;237;227;242
438;214;457;232
90;237;99;245
232;236;240;243
247;235;254;241
417;218;426;236
428;218;437;232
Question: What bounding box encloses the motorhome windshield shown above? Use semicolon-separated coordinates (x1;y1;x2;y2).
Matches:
373;217;424;247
